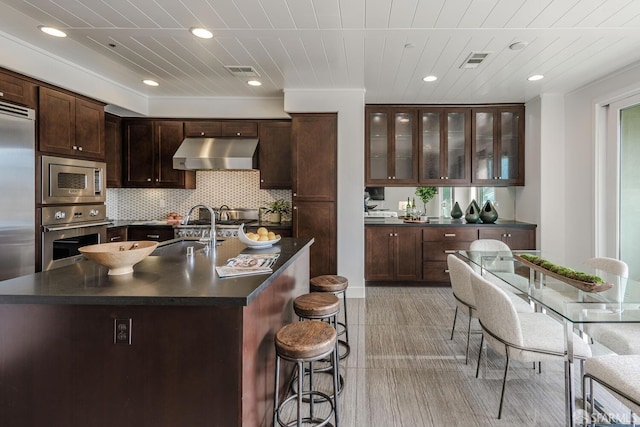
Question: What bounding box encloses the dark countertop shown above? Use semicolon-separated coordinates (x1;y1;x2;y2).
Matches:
0;237;313;306
365;217;536;227
108;220;293;230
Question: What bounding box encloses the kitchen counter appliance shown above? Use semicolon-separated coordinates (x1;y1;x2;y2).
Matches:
0;100;36;280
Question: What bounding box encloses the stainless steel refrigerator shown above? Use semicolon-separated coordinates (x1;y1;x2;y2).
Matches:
0;100;35;281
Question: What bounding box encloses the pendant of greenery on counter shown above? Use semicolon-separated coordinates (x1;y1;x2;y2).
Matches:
415;186;437;213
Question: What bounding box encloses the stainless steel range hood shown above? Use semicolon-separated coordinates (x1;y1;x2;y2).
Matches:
173;137;259;170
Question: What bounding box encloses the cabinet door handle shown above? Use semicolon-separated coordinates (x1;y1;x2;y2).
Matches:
444;269;450;273
444;233;456;237
444;250;456;254
109;236;122;242
147;234;160;239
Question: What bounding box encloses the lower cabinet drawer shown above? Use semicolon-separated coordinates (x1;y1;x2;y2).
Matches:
127;226;175;242
423;241;473;261
423;261;450;283
423;227;478;241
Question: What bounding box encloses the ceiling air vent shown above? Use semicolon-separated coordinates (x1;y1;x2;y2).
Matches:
460;52;490;69
224;66;260;77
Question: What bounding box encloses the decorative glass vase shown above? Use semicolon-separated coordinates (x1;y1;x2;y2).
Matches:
480;200;499;224
450;202;463;219
465;200;480;223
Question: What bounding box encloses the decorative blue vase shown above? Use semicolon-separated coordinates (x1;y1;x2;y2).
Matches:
450;201;463;219
465;200;480;223
480;200;499;224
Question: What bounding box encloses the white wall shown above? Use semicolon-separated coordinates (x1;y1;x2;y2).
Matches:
518;97;542;249
147;96;290;119
284;89;366;298
561;61;640;266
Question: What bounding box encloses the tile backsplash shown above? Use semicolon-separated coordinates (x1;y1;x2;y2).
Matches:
106;170;291;221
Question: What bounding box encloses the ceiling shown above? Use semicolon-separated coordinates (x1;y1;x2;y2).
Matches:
1;0;640;105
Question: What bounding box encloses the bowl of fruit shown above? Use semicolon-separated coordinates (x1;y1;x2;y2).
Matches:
237;224;281;248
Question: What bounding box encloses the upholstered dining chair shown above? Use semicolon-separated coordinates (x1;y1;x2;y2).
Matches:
581;258;640;355
583;355;640;422
447;254;533;365
469;269;592;419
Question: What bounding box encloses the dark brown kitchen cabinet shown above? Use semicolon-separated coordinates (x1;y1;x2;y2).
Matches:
291;113;337;277
419;108;471;186
105;113;122;188
106;226;127;243
365;106;419;186
472;105;525;186
422;227;478;284
259;121;291;189
478;226;536;250
0;70;36;108
365;226;422;281
127;225;174;242
123;120;195;189
39;86;105;160
183;120;258;137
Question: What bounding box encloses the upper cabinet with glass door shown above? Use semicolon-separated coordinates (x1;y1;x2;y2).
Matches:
419;108;471;186
365;107;418;185
472;105;525;186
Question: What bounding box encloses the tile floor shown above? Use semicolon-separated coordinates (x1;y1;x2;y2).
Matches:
278;286;635;427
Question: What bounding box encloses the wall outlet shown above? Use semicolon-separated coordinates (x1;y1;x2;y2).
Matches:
159;199;166;208
399;201;408;211
114;318;132;345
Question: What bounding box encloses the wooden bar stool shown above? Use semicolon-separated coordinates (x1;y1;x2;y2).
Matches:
293;293;345;397
273;321;340;427
310;275;350;359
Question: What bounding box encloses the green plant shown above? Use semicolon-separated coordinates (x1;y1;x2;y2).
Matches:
263;199;290;214
415;186;437;211
519;254;605;284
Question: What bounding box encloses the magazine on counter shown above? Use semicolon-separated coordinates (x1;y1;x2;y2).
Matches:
215;253;280;278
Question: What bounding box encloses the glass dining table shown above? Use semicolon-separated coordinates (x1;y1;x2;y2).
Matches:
457;250;640;427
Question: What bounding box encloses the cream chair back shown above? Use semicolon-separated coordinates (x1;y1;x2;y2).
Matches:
470;269;523;351
447;254;476;309
468;239;515;274
584;257;629;302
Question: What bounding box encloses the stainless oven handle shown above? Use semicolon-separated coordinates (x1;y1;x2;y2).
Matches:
43;221;112;232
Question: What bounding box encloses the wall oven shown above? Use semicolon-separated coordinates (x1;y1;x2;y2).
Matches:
41;155;106;204
41;204;109;271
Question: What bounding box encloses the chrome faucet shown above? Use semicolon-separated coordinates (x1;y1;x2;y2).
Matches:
182;204;216;248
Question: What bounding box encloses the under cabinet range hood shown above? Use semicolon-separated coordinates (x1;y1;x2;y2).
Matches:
173;137;259;170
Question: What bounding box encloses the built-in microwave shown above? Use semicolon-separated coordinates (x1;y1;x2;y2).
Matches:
41;155;106;204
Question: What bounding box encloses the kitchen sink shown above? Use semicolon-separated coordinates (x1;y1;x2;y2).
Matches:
151;239;220;256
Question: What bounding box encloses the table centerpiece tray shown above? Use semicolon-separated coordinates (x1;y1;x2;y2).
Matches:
513;254;613;293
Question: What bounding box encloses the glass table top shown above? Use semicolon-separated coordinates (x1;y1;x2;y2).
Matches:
457;250;640;324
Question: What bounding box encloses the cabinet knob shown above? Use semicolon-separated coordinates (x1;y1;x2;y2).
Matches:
389;233;393;237
293;193;297;197
236;132;241;136
293;206;297;210
147;178;152;181
72;146;78;150
200;132;205;136
0;91;3;97
155;178;159;182
260;179;264;182
78;146;83;151
440;177;444;179
394;233;398;237
388;176;391;179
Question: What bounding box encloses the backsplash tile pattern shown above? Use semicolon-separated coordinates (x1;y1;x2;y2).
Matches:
106;170;291;221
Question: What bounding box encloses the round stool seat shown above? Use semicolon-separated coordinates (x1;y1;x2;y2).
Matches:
310;275;348;293
294;293;340;318
275;321;337;360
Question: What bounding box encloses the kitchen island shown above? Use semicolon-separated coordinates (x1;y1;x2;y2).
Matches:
0;237;313;427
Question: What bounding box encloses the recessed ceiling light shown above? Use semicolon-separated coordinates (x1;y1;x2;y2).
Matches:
143;79;159;87
190;27;213;39
509;41;528;51
247;80;262;86
422;75;438;82
528;74;544;81
39;26;67;38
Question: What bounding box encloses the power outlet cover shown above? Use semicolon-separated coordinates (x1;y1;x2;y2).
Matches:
114;318;132;345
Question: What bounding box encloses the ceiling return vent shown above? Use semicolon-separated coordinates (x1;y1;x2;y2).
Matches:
460;52;490;69
224;65;260;77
